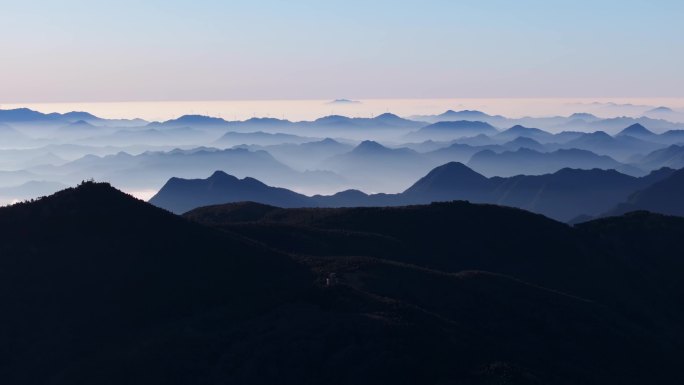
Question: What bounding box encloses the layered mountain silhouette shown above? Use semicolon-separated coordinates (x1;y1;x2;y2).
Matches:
423;142;502;164
0;122;31;144
637;144;684;170
604;168;684;217
5;183;684;384
213;131;318;147
0;180;67;200
151;162;676;221
33;147;343;192
494;125;555;142
148;114;229;128
406;120;498;140
617;123;657;139
320;140;436;192
558;130;663;160
501;136;546;151
0;107;146;128
150;170;312;214
234;138;354;171
466;148;637;177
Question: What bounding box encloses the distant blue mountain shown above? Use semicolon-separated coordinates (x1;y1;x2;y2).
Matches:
568;112;600;121
150;170;312;214
407;120;498;140
616;123;657;139
149;114;229;128
214;131;318;147
467;147;634;177
0;108;58;122
150;162;676;221
310;113;422;130
0;108;147;128
423;143;502;164
495;125;555;142
502;137;546;152
637;145;684;170
604;167;684;217
327;99;361;104
560;130;664;160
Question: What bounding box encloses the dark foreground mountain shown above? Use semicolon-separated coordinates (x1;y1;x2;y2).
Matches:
185;201;684;384
151;163;676;221
4;183;684;384
0;182;309;385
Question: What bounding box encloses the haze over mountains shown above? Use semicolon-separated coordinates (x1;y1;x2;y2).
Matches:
2;106;684;203
2;103;684;384
6;0;684;380
149;163;678;222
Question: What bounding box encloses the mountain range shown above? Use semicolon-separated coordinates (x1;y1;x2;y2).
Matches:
3;182;684;384
603;168;684;217
150;162;679;221
27;147;345;192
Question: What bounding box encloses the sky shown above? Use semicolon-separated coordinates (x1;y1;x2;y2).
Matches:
1;0;683;103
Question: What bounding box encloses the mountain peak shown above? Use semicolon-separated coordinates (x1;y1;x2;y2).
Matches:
439;109;490;119
569;112;598;120
587;130;613;138
647;106;673;113
404;162;488;195
62;111;100;121
617;123;655;137
163;114;228;125
150;173;311;214
318;137;340;145
69;119;95;127
353;140;387;153
315;115;352;124
208;170;234;180
431;161;483;176
375;112;401;120
3;181;140;215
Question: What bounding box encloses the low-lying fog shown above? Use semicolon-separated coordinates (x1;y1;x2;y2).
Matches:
1;98;684;204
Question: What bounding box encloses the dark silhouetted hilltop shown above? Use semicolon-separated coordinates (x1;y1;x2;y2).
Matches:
0;182;308;384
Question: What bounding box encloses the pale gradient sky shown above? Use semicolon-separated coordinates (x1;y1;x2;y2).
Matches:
1;0;683;103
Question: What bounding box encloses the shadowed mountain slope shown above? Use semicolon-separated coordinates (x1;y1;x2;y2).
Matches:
467;147;637;177
2;184;684;383
0;182;309;385
182;201;684;385
604;168;684;217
